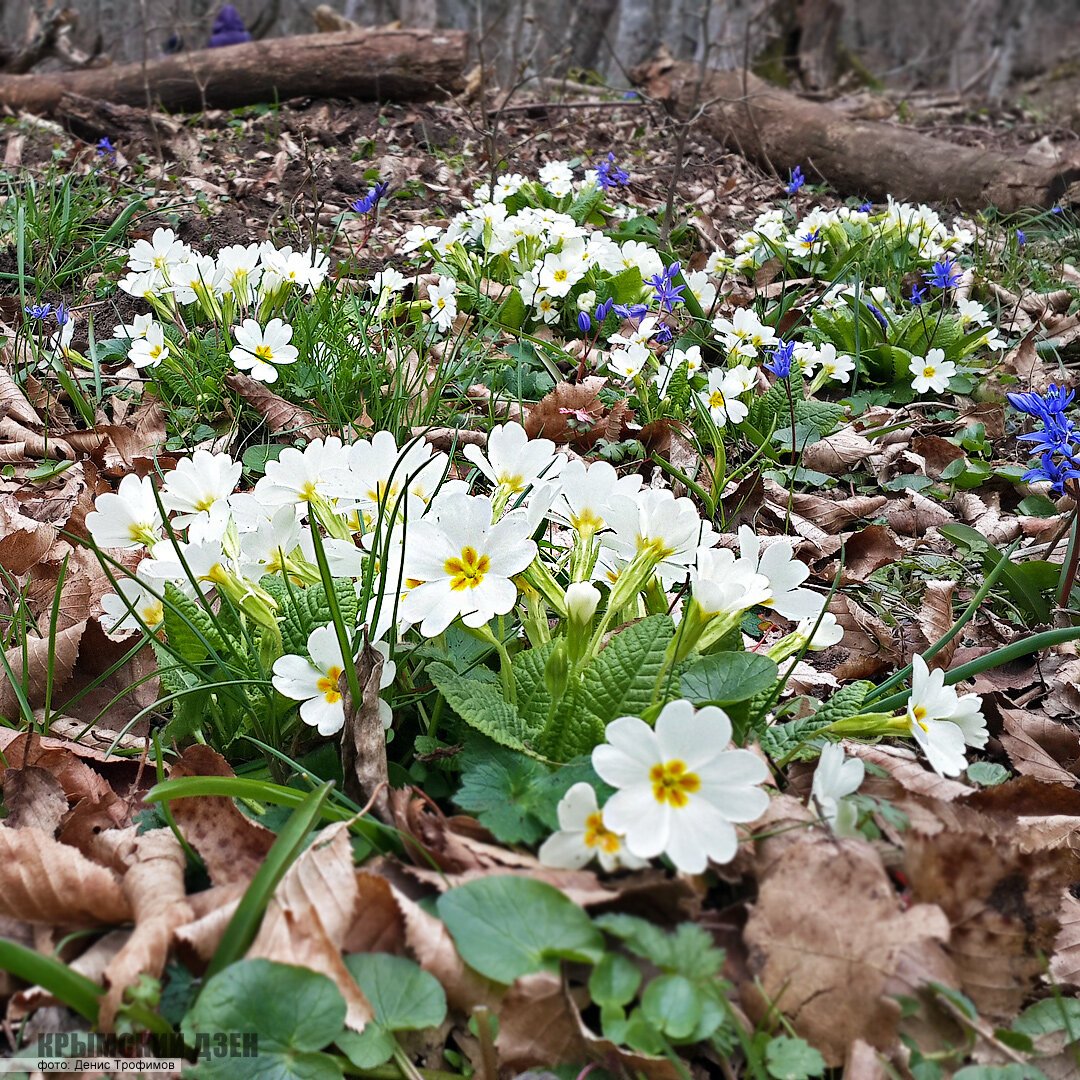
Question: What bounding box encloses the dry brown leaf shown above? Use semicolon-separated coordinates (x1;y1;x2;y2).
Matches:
248;821;373;1031
224;372;328;441
174;884;247;968
344;871;405;954
168;745;274;885
743;797;956;1066
844;744;970;802
2;766;68;834
844;1039;888;1080
904;804;1077;1019
826;596;900;680
1050;893;1080;987
1000;710;1079;785
524;377;630;449
0;620;85;722
0;497;61;574
800;429;876;474
841;525;905;585
340;637;390;820
885;490;954;536
910;435;966;478
99;829;193;1030
784;490;888;534
0;826;130;926
918;580;956;669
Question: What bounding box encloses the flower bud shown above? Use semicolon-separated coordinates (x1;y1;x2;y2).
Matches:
565;582;600;626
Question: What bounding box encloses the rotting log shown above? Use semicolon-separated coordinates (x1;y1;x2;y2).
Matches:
0;29;468;115
634;57;1080;213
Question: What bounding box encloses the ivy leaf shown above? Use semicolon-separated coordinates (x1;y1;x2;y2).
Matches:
765;1035;827;1080
437;876;605;984
681;652;778;706
182;959;346;1080
453;739;551;843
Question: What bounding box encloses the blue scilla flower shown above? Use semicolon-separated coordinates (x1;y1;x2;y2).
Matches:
765;340;795;379
594;298;614;323
1008;384;1075;421
865;302;888;330
25;302;52;320
909;284;927;307
786;166;805;195
595;153;630;190
647;263;685;312
1016;414;1080;457
577;311;592;334
1016;229;1026;247
350;180;389;216
925;257;961;290
613;302;650;320
858;200;873;213
96;136;116;159
652;323;674;344
1023;450;1080;494
55;302;71;327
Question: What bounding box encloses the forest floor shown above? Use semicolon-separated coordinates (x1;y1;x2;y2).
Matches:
1;82;1080;1080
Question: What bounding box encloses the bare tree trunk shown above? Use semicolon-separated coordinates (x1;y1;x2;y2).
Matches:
611;0;663;75
564;0;619;73
400;0;438;28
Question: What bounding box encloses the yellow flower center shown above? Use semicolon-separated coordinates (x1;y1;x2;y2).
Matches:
141;600;164;626
911;704;929;731
570;508;604;535
367;480;398;505
553;269;568;283
254;344;275;361
923;365;935;378
149;344;164;359
497;472;527;494
583;812;621;854
445;546;490;591
649;760;701;808
709;390;726;409
299;481;318;502
636;535;675;561
193;495;217;512
317;666;344;704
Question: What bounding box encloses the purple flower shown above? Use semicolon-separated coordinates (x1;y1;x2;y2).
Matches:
25;302;52;321
595;298;614;323
786;166;805;195
595;153;630;190
646;262;685;312
909;284;927;307
652;323;673;344
95;136;116;159
208;4;252;47
1008;384;1074;420
765;340;795;379
1024;450;1080;494
858;200;873;213
55;302;71;327
1016;229;1026;247
925;257;961;290
865;302;888;330
613;302;650;320
1053;206;1064;215
350;180;389;216
577;311;592;334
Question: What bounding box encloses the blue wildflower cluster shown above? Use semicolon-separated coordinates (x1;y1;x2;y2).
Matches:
1008;384;1080;493
595;153;630;190
786;166;805;195
925;257;961;290
350;180;389;216
765;339;795;380
646;262;685;312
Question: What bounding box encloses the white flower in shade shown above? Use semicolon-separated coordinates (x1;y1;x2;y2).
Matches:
401;224;442;253
956;299;991;329
538;160;574;198
236;505;303;579
535;294;560;324
806;342;854;383
128;322;170;369
399;493;537;637
671;345;703;376
112;312;155;341
724;364;759;395
255;437;351;509
795;611;844;649
712;308;776;359
367;267;407;314
602;489;716;585
607;343;650;380
699;369;750;427
550;459;641;540
906;654;987;777
214;243;263;301
810;743;864;836
690;547;771;616
737;527;821;620
618;240;664;281
539;783;647;873
463;421;564;498
272;624;352;736
128;228;189;275
427;276;458;332
85;474;163;550
593;700;770;873
161;450;242;527
101;576;165;638
973;327;1007;351
118;269;167;300
262;245;329;292
684;270;717;312
231;319;298;383
341;430;448;521
909;349;955;395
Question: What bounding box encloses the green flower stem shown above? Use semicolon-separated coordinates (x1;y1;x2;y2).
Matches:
583;550;658;662
469;623;517;706
521;557;567;616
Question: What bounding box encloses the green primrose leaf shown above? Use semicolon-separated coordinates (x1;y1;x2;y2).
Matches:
681;652;778;706
343;953;447;1031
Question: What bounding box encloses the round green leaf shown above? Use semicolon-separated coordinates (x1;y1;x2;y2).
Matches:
343;953;447;1031
680;652;778;706
765;1034;826;1080
336;1024;397;1069
182;959;345;1080
589;952;642;1008
641;974;701;1040
437;876;605;985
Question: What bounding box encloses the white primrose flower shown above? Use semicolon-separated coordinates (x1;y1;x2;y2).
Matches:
236;505;304;579
549;459;642;540
427;276;459;333
160;450;242;528
712;308;776;359
230;318;298;384
539;783;647;873
909;349;955;395
974;327;1007;351
538;160;574;198
956;298;991;329
607;343;650;381
118;269;167;301
128;321;170;369
690;547;771;616
401;224;442;253
671;345;703;376
214;243;263;302
101;576;165;638
737;527;822;620
128;227;190;275
684;269;717;312
810;743;864;836
112;312;156;341
537;248;587;298
593;700;771;873
535;294;560;324
273;625;347;736
399;493;537;637
802;342;854;383
618;239;664;281
85;473;163;550
255;437;351;509
795;611;844;649
337;430;448;522
463;421;564;499
906;654;987;777
367;267;407;315
699;369;750;427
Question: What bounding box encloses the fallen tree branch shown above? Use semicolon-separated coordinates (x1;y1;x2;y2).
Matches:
0;29;467;115
633;57;1080;213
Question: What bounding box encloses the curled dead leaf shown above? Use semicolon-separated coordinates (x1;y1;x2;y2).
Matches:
225;372;329;441
800;429;876;474
0;620;85;724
